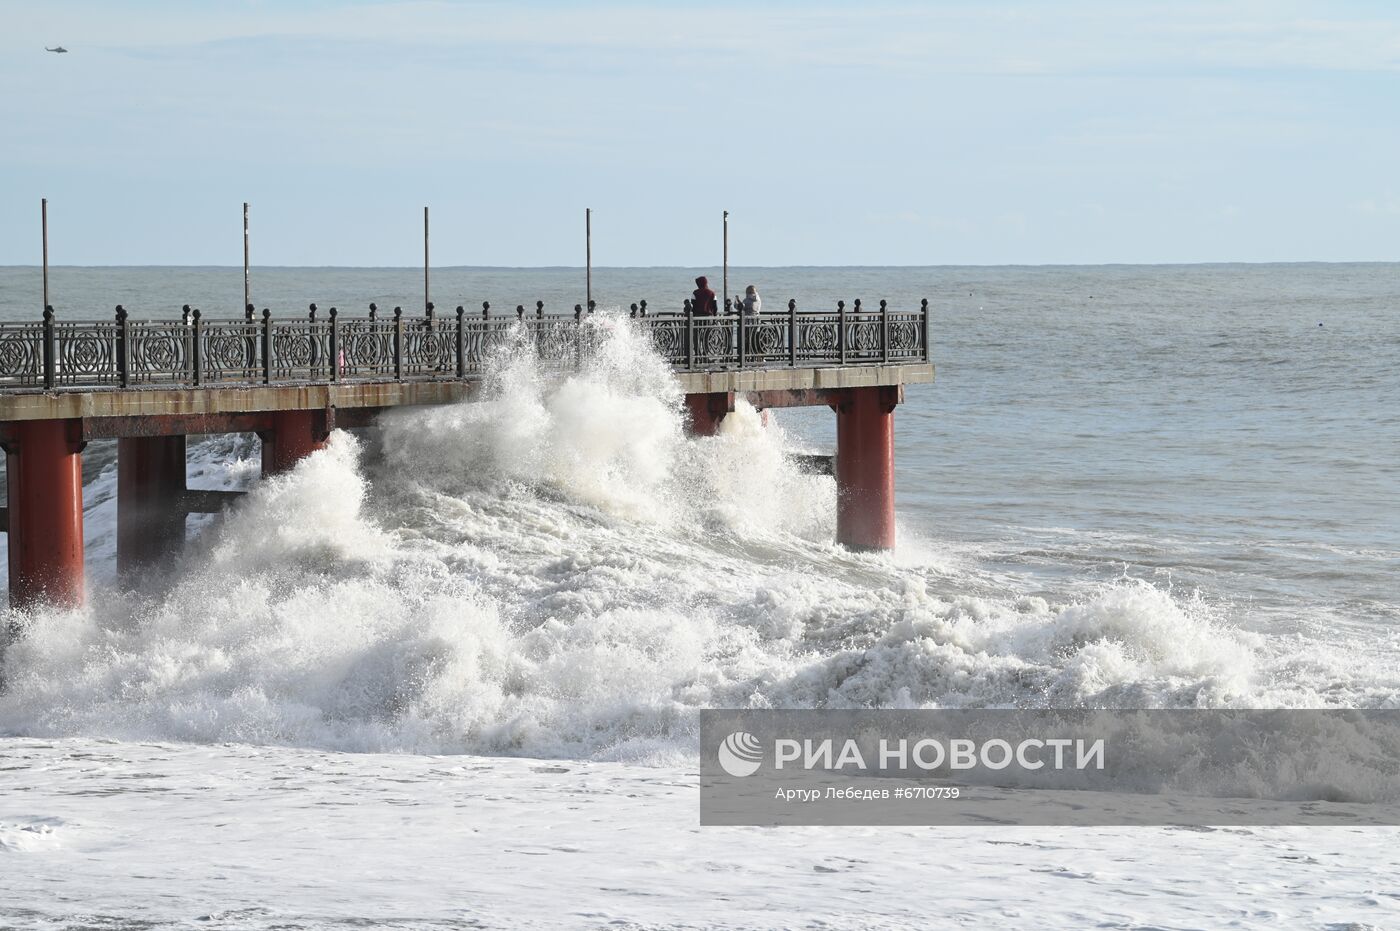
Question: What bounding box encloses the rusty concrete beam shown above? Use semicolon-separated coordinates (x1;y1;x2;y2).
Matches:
789;453;834;475
742;385;906;410
0;364;931;423
80;412;275;440
0;380;480;423
676;362;932;396
182;489;247;514
75;406;386;440
332;407;385;429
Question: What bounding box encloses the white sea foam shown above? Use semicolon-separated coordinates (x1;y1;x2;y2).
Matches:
0;315;1359;764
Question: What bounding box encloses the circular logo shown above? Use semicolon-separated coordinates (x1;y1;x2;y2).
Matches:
717;731;764;778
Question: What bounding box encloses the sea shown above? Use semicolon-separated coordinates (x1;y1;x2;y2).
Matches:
0;264;1396;929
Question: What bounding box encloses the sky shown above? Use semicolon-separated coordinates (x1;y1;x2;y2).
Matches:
2;0;1398;266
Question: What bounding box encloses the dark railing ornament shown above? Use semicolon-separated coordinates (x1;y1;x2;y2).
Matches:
369;302;378;321
5;297;928;392
587;300;596;314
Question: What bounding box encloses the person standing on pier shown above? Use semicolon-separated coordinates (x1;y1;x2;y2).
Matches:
739;284;762;314
692;276;718;315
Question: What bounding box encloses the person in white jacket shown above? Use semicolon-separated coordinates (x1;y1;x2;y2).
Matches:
739;284;762;315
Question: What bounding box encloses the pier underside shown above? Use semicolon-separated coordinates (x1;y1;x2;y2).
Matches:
0;362;930;606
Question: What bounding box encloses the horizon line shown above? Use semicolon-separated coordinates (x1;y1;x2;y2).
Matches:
2;260;1397;271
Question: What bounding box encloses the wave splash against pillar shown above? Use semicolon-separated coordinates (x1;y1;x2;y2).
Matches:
0;315;1262;759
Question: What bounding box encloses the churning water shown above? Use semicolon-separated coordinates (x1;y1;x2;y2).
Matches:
0;264;1396;759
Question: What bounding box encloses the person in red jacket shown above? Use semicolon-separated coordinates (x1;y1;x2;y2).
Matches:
691;276;718;316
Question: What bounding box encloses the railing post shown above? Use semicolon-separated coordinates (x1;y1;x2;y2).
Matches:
880;298;889;364
587;300;596;315
837;300;847;366
260;308;272;384
737;296;746;368
116;304;130;388
536;300;544;320
630;303;637;319
424;301;436;376
788;299;797;366
516;305;524;321
921;298;930;361
42;305;56;390
455;305;466;378
245;303;257;373
393;306;403;380
685;301;695;371
477;303;490;374
853;298;863;361
329;306;340;383
573;303;583;368
639;299;647;317
308;303;319;376
180;303;192;384
191;308;202;386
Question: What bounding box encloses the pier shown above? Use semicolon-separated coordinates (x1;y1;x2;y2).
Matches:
0;299;933;608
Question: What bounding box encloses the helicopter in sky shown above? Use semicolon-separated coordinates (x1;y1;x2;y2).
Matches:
45;46;68;53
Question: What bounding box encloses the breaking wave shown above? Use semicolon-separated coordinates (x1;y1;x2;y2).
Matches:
0;315;1344;761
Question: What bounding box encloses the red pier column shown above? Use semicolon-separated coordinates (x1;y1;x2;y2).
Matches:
260;409;330;476
685;392;733;436
4;419;85;608
117;435;187;577
834;386;898;551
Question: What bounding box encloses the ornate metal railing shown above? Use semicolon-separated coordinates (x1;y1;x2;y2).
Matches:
0;298;930;391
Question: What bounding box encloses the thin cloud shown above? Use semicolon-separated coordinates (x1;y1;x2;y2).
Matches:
7;1;1400;74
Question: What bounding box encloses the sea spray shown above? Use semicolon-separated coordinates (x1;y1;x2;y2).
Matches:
0;315;1280;759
